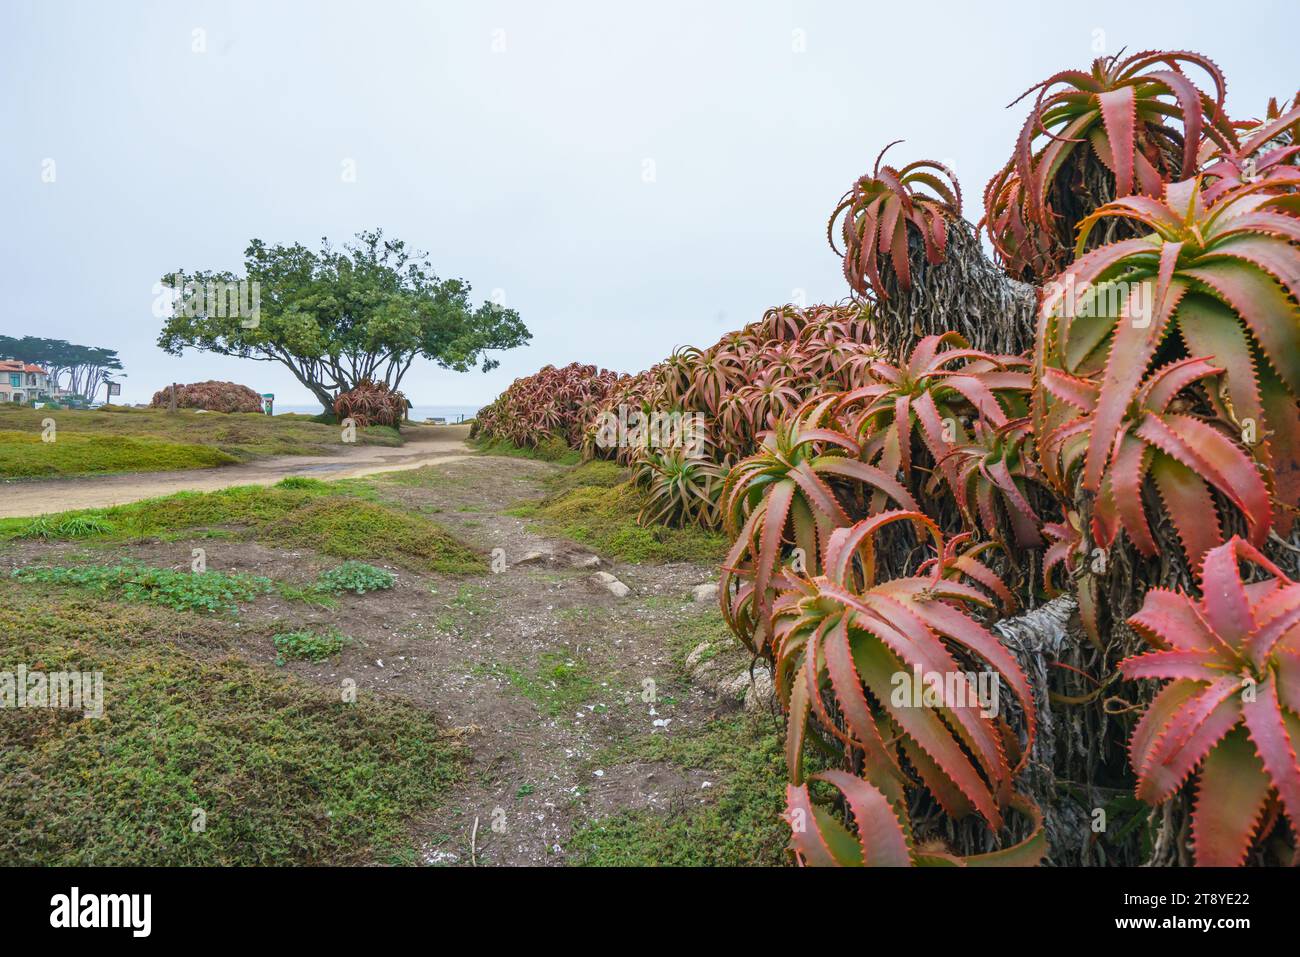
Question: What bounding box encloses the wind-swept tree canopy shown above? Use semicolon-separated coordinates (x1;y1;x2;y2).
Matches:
155;229;531;411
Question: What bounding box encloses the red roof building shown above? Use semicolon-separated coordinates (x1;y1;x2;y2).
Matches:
0;360;52;402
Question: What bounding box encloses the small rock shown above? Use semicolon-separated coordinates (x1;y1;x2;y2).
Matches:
684;642;715;672
570;554;601;568
719;670;752;700
423;848;460;865
693;658;725;687
517;549;552;565
744;669;776;712
592;571;631;598
691;582;719;602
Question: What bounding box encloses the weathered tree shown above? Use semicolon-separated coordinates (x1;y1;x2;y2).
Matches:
0;336;124;398
156;229;531;412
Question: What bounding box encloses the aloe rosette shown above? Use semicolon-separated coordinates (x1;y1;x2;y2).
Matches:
1041;356;1272;569
776;512;1045;866
838;333;1033;517
1035;177;1300;541
829;142;962;300
1120;537;1300;865
720;395;918;656
986;49;1234;279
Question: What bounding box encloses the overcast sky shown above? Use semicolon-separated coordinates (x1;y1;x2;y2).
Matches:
1;0;1293;407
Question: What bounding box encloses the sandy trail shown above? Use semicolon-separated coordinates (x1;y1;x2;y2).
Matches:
0;424;475;518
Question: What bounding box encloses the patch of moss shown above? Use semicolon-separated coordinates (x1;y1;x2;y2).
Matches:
262;497;484;574
473;435;579;465
542;459;627;494
0;583;466;865
0;481;484;575
375;467;470;489
0;430;238;478
0;405;403;471
523;481;727;565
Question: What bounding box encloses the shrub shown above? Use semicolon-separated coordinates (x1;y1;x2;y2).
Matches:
333;379;406;427
149;381;265;413
475;362;621;450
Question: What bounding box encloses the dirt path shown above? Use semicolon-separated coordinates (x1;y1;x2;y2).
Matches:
0;424;475;518
371;457;743;865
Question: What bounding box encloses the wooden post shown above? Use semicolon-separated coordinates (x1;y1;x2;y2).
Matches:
168;383;178;413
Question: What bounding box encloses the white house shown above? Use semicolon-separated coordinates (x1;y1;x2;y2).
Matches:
0;360;52;403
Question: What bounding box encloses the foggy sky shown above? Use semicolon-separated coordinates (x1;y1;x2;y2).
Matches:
1;0;1292;407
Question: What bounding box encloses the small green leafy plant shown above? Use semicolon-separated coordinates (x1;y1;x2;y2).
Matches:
313;561;397;595
12;562;272;613
272;629;350;665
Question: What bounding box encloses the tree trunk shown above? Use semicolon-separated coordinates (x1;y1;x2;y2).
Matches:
871;219;1038;358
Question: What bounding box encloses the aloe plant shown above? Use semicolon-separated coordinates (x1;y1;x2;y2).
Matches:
838;333;1033;510
1120;537;1300;865
479;46;1300;870
720;396;918;655
333;378;407;428
829;142;962;300
1199;97;1300;203
985;49;1234;279
775;512;1045;865
476;362;621;449
933;418;1046;549
1035;177;1300;536
633;444;725;528
1041;356;1271;568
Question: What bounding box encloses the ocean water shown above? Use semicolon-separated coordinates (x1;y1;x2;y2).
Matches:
276;403;482;423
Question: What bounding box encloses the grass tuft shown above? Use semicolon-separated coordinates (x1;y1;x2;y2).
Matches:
473;649;602;719
473;435;579;465
261;497;483;574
